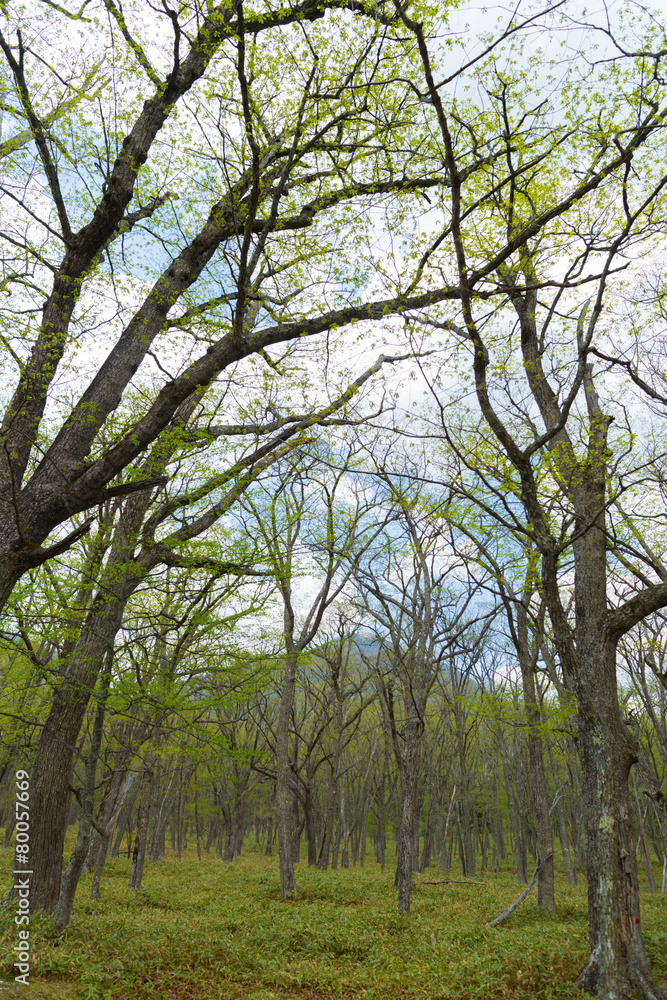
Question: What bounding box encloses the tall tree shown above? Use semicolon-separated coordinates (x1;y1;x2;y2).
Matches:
240;438;388;896
399;6;667;987
353;468;487;911
0;0;475;608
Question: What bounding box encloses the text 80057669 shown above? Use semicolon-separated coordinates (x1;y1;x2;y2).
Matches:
13;770;31;986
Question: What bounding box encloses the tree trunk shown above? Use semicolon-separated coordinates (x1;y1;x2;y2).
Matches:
547;743;577;887
90;826;110;900
19;621;118;912
128;759;154;890
3;811;16;849
517;601;555;911
89;773;135;900
395;715;423;912
340;770;349;868
16;497;146;913
54;652;111;931
220;800;235;861
562;482;664;999
303;783;318;865
111;780;139;858
419;805;432;872
276;652;298;897
265;789;275;857
460;788;476;878
194;773;201;862
317;765;338;870
558;794;578;888
374;754;388;871
632;772;656;894
147;762;180;862
177;776;187;856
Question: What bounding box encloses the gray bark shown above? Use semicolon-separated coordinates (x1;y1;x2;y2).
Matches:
128;759;154;890
517;600;555;911
53;649;111;931
276;652;298;897
394;714;424;911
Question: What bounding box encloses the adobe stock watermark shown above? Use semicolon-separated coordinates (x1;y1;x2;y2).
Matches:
13;770;31;986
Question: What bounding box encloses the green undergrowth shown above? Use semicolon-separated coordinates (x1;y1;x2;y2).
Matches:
1;842;665;1000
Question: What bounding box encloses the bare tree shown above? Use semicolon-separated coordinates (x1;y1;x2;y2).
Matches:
240;440;388;896
352;468;488;911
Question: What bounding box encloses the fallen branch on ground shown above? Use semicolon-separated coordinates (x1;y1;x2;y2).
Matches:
487;852;555;928
418;879;485;886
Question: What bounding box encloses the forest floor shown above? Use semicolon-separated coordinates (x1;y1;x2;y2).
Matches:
0;841;666;1000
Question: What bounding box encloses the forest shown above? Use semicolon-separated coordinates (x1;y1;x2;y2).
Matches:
0;0;667;998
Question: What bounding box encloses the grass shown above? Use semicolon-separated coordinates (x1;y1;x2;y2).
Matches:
0;840;666;1000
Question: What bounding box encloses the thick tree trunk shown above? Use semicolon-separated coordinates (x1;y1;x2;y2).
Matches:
565;484;665;999
20;617;119;913
517;602;555;910
395;715;423;913
16;495;148;913
53;654;110;931
574;697;659;997
276;652;298;897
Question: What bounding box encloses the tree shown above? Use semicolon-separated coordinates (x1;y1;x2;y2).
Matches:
395;6;667;990
240;438;388;896
7;410;279;914
352;467;488;911
0;0;472;611
5;340;402;914
310;617;375;869
447;517;556;909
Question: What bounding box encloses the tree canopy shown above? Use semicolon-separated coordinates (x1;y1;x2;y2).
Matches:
2;2;667;998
